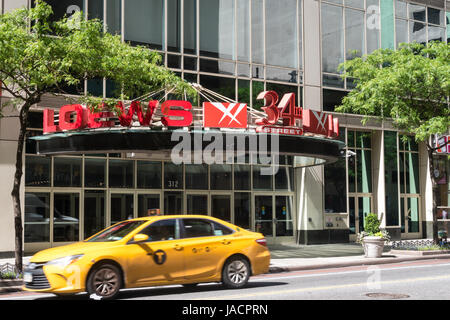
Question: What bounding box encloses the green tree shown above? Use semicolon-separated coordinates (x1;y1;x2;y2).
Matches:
336;42;450;244
0;1;194;273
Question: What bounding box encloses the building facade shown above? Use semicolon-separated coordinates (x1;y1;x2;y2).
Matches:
0;0;449;256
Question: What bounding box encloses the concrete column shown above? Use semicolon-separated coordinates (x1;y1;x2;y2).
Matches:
419;142;433;239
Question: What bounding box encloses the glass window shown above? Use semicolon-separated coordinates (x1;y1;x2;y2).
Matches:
251;0;264;64
137;161;162;189
266;83;299;103
200;59;235;75
111;193;134;224
200;0;235;59
210;164;232;190
106;0;121;35
323;89;348;112
25;192;50;243
37;0;84;23
428;25;446;42
87;220;146;242
200;75;236;101
85;158;106;188
54;157;82;187
27;112;43;129
185;164;208;189
366;0;380;54
182;219;214;238
184;56;197;71
275;195;293;236
234;164;250;190
410;21;426;44
357;149;372;193
211;195;231;222
138;194;160;217
88;0;103;21
252;81;265;109
409;3;426;22
427;7;444;25
345;0;364;9
124;0;163;49
164;191;183;214
325;157;347;213
345;8;365;60
253;166;273;190
167;0;181;52
54;193;80;242
186;194;208;214
164;163;183;189
212;221;234;235
275;167;294;190
84;190;105;239
322;3;344;73
396;19;408;47
266;67;299;83
109;159;134;188
234;192;250;230
237;0;250;62
141;219;177;241
395;0;407;18
265;0;298;68
384;131;399;226
184;0;197;54
25;156;51;187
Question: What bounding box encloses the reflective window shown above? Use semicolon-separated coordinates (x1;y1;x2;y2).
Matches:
323;89;348;112
184;0;197;54
25;156;51;187
234;164;250;190
251;0;264;64
110;193;134;224
275;167;294;190
164;163;183;189
210;164;232;190
200;0;235;59
54;193;79;242
182;219;214;238
345;8;365;60
187;194;208;214
167;0;181;52
88;0;103;21
109;160;134;188
25;192;50;243
265;0;298;68
366;0;380;54
164;191;183;214
384;131;399;226
237;0;250;62
253;166;273;190
200;75;236;101
124;0;164;49
234;192;250;229
85;158;106;188
84;190;105;239
211;195;231;222
106;0;121;35
53;157;82;187
185;164;208;189
322;3;344;73
138;194;160;217
137;161;162;189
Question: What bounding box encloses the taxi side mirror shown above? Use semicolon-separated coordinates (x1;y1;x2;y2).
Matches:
132;233;149;243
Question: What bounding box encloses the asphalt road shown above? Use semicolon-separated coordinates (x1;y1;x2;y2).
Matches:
3;258;450;301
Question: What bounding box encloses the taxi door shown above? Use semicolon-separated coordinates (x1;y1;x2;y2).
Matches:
125;218;185;286
180;218;235;281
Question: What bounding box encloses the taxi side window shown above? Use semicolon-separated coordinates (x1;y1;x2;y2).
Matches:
140;219;177;242
212;222;234;236
182;219;214;238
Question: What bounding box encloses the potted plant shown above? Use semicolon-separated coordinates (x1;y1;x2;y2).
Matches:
356;213;390;258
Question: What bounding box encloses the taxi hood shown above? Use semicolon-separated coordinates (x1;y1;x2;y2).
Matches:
30;241;119;263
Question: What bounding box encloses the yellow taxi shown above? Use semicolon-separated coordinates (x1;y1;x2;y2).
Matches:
23;215;270;299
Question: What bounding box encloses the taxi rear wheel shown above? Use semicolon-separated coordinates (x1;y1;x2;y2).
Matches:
222;257;250;289
87;263;122;300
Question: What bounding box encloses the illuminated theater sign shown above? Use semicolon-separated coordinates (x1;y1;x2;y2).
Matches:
42;90;339;139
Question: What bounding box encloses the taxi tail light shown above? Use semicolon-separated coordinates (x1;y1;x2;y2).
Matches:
255;238;267;247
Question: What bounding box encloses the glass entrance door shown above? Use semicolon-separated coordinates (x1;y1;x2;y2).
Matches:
254;194;294;238
401;196;421;238
137;192;161;217
186;193;208;215
349;196;372;238
211;194;231;223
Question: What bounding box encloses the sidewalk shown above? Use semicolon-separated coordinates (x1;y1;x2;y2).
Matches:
1;241;450;295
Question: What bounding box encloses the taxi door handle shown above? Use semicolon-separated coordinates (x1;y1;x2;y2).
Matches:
222;239;231;245
174;244;184;251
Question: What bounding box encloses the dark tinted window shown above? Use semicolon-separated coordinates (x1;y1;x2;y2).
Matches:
140;219;177;242
182;219;214;238
212;221;234;236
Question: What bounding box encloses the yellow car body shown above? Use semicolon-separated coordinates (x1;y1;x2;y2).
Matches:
23;215;270;298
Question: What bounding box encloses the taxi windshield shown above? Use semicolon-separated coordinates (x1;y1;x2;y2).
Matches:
86;220;146;242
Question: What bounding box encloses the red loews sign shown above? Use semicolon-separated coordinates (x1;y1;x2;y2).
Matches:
43;90;338;139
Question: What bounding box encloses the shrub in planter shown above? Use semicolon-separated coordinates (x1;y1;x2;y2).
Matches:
356;213;390;258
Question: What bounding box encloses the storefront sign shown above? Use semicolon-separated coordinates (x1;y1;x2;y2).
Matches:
42;90;339;139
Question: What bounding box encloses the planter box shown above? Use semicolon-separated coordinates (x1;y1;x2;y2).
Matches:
0;279;23;293
390;249;450;256
363;236;385;258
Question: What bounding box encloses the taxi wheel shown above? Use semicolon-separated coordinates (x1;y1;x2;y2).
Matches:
87;263;122;300
222;257;250;289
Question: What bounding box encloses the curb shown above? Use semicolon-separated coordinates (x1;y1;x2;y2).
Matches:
0;280;23;294
268;253;450;273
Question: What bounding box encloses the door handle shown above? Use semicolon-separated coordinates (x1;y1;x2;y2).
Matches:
222;239;231;245
174;244;184;251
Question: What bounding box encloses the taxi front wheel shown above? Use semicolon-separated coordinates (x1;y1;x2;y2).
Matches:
222;257;250;289
87;263;122;300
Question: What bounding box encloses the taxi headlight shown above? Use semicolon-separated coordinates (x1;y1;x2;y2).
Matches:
46;254;84;268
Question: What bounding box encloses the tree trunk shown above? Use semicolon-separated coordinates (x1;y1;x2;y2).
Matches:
11;103;31;274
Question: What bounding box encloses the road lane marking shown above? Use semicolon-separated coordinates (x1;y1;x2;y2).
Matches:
198;274;450;300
